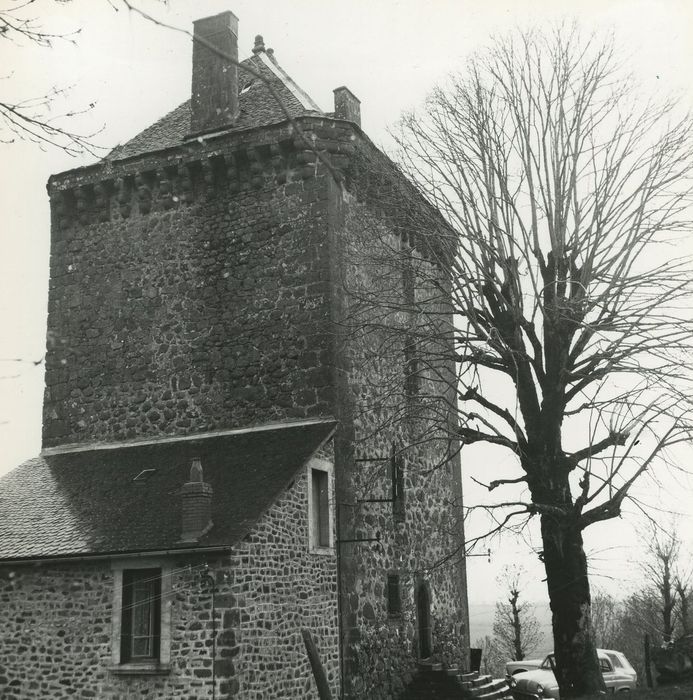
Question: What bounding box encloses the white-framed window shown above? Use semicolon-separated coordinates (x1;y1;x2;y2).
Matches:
110;558;172;675
307;457;334;553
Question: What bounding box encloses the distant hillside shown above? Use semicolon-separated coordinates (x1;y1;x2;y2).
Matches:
469;601;553;658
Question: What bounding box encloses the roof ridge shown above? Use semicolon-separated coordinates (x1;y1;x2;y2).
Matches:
40;417;337;457
255;51;322;112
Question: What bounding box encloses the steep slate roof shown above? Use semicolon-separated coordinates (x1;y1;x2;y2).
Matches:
108;51;322;161
0;420;335;562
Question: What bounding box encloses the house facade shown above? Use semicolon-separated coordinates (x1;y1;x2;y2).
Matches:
0;10;469;699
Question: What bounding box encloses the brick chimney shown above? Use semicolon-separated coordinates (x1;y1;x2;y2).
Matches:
333;86;361;127
191;11;240;134
180;457;213;543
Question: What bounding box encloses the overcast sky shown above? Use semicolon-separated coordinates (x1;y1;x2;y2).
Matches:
2;0;693;618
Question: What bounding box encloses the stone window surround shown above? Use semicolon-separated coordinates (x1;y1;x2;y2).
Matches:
109;556;172;675
386;572;402;618
307;456;334;554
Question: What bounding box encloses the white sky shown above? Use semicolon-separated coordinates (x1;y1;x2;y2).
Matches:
1;0;693;622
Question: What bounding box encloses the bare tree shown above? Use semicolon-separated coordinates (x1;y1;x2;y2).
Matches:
588;590;622;650
641;524;680;642
491;566;543;662
640;522;692;641
343;23;693;697
0;0;103;155
675;579;691;635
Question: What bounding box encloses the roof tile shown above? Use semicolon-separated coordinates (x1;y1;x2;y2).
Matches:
0;420;335;561
108;54;321;161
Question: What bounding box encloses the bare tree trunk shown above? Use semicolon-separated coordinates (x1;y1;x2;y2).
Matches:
677;582;691;635
510;590;524;661
540;514;606;697
662;562;675;643
645;634;654;689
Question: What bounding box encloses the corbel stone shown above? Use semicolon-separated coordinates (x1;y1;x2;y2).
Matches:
116;177;132;219
135;173;152;215
94;181;111;222
246;147;264;188
51;191;71;231
225;154;240;194
75;186;90;225
200;159;214;188
158;168;174;210
179;163;194;203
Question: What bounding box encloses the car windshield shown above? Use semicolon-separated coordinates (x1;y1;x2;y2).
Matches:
540;655;555;670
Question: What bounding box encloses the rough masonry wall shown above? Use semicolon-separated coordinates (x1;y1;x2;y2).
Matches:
43;127;334;447
0;466;339;700
329;168;469;699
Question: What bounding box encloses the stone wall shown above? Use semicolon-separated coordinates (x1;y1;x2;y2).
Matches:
328;158;470;698
0;465;339;699
35;114;468;699
43;122;345;448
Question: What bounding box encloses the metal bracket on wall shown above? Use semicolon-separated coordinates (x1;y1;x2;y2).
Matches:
336;534;381;545
355;442;402;507
464;548;491;562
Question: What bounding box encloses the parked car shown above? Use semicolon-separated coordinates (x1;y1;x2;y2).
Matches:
507;649;637;699
506;657;545;676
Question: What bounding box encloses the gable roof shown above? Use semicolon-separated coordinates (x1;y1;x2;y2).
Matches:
0;419;335;562
108;51;322;162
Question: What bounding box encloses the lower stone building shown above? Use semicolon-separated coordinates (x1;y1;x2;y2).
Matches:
0;420;339;699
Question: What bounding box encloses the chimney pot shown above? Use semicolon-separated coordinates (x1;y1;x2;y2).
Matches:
191;11;240;134
333;86;361;127
180;458;213;543
190;456;203;482
253;35;266;54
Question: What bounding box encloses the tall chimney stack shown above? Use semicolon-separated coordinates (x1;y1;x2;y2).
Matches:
180;457;213;543
191;11;240;134
333;86;361;127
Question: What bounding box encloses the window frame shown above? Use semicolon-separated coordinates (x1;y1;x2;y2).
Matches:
110;558;172;675
386;573;402;617
307;457;334;554
599;656;613;673
403;335;421;399
120;567;162;663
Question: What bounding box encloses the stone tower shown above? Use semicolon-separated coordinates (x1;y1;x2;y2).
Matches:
43;11;470;698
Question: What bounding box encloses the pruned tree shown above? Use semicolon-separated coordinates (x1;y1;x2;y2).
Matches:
342;22;693;697
492;566;543;661
639;522;692;641
641;523;680;643
676;579;691;635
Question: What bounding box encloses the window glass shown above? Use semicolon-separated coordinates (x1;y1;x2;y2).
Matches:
599;657;613;672
121;568;161;662
387;574;402;616
311;468;329;547
392;455;405;522
606;652;622;669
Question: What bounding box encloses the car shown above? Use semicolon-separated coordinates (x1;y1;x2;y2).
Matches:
506;657;545;676
507;649;637;699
